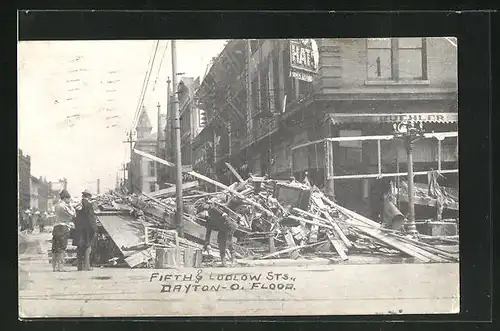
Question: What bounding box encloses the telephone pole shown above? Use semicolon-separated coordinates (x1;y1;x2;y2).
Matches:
171;40;184;238
156;102;162;188
123;131;135;193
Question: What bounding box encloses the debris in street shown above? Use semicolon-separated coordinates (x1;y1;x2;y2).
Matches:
63;153;458;269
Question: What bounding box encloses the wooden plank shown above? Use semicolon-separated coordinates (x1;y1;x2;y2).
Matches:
284;231;300;259
326;233;348;261
329;202;441;262
124;247;154;268
225;162;245;183
150;181;199;198
311;196;353;248
96;214;147;264
186;171;276;218
261;240;327;259
288;215;333;230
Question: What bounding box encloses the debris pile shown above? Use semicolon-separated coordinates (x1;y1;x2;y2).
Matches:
78;161;458;268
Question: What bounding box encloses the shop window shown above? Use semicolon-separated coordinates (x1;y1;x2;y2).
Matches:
366;38;427;81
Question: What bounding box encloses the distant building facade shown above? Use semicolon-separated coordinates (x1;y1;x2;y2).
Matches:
130;106;159;193
30;176;50;211
18;149;31;211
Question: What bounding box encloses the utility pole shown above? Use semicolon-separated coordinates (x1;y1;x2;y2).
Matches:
123;131;135;193
156;102;162;188
165;77;172;182
171;40;184;238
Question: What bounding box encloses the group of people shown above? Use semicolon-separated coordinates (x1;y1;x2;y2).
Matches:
51;189;98;272
20;208;53;233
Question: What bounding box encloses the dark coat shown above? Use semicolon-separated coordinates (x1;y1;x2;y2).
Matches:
73;198;98;248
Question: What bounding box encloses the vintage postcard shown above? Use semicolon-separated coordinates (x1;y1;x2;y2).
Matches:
18;37;459;318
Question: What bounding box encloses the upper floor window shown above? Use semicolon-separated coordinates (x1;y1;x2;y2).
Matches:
367;38;428;81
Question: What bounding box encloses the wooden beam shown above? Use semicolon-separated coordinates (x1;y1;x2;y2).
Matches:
150;181;199;198
261;240;327;259
326;233;348;261
225;162;245;183
132;148;276;219
311;196;353;248
284;231;300;259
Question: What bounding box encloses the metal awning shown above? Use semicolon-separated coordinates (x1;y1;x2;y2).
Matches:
326;112;458;125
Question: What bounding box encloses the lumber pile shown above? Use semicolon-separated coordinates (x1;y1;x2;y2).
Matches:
82;152;459;267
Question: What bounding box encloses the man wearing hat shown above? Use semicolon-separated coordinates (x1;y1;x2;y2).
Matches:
73;189;98;271
52;189;76;272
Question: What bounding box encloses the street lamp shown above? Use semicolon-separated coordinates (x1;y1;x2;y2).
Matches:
393;121;425;236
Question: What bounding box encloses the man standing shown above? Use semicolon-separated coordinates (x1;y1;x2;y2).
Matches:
53;190;76;272
199;201;238;267
73;189;98;271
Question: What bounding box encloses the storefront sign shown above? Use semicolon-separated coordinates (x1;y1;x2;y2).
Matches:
290;70;314;82
289;39;318;82
376;113;455;123
327;113;458;124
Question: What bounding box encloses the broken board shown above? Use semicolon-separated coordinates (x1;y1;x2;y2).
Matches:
96;214;147;264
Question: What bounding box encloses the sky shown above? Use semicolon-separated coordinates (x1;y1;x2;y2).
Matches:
18;39;227;197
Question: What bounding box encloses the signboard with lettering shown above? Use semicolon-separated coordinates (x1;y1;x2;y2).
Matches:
327;113;458;125
289;39;318;82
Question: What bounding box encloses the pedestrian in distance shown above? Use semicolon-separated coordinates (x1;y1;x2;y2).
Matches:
39;212;47;233
52;190;76;272
73;189;98;271
27;209;35;234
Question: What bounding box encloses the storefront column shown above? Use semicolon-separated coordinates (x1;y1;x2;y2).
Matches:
324;140;335;198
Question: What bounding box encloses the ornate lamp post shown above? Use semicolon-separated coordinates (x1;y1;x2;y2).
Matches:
393;121;425;236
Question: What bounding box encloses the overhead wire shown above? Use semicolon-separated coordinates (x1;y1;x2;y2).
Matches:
153;40;170;92
133;40;160;130
131;40;160;131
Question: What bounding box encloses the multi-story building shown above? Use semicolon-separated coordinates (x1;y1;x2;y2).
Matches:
194;40;248;185
30;176;50;211
196;38;458;211
18;149;31;211
177;77;204;166
129;106;160;193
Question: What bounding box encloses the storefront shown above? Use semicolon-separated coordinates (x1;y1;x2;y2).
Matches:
291;112;458;215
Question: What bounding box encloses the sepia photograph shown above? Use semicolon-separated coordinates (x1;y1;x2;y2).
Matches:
18;37;459;317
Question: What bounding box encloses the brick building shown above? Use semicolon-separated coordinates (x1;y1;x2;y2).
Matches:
18;149;31;211
195;38;458;210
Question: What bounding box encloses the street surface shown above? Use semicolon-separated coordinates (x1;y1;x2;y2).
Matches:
19;231;460;318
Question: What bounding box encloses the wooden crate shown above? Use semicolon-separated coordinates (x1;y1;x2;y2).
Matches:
145;227;179;247
155;247;202;268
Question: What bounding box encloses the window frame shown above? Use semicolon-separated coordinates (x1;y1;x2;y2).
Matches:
365;37;429;85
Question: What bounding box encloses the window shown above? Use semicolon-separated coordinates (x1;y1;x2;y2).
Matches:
367;38;427;81
148;161;156;177
367;38;392;79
